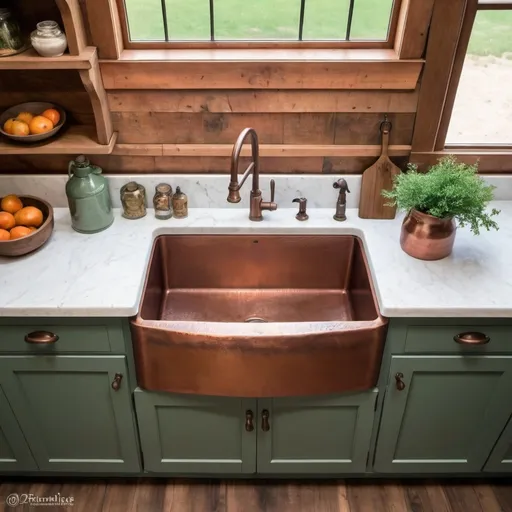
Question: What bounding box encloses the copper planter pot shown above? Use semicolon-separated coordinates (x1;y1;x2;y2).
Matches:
400;209;456;261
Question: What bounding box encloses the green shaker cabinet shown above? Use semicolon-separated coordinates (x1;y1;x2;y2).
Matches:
0;385;37;472
0;356;140;473
257;391;377;474
134;391;257;474
484;415;512;472
374;355;512;473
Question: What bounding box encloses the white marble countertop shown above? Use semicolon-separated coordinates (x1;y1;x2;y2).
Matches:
0;203;511;318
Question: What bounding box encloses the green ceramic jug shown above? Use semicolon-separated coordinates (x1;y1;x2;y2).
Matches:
66;155;114;233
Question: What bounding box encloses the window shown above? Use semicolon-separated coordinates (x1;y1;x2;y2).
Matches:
119;0;399;47
446;1;512;146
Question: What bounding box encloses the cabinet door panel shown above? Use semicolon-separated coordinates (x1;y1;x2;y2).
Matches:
135;390;256;474
0;385;37;472
0;356;140;473
374;356;512;473
485;416;512;472
257;391;377;474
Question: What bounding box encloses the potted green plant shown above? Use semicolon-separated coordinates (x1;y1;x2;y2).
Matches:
382;156;499;260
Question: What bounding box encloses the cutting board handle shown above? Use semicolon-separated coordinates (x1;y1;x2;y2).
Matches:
380;117;392;157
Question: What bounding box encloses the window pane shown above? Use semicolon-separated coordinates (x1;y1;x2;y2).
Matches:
302;0;350;40
350;0;394;40
215;0;300;40
125;0;165;41
166;0;211;40
446;10;512;145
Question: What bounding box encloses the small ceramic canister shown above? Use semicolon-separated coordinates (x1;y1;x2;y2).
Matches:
153;183;173;220
172;187;188;219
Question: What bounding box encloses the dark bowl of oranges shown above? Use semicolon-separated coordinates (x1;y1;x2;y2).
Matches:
0;195;54;257
0;102;66;144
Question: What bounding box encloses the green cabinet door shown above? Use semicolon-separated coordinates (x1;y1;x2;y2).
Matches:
0;385;37;472
484;415;512;473
0;356;140;473
374;356;512;473
134;390;256;474
257;390;377;474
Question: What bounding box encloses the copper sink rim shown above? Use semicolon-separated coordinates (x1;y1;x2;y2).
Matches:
131;316;387;338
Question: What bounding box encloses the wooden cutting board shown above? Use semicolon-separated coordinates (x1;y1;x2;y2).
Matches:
358;118;401;219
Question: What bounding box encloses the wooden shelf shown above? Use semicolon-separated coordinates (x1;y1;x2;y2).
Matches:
0;126;117;155
0;47;95;70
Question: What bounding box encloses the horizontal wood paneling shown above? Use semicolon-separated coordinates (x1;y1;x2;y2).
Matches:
100;60;422;90
107;90;419;114
112;112;414;145
0;70;85;91
411;151;512;173
0;155;407;174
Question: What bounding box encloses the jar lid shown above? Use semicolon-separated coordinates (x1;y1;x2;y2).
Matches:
125;182;138;192
156;183;171;193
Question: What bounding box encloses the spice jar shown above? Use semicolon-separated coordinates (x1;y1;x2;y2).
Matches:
0;8;25;57
153;183;173;220
31;20;67;57
172;187;188;219
120;182;146;219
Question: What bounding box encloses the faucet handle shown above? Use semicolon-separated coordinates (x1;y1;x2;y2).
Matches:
261;179;278;213
333;178;350;193
270;179;275;203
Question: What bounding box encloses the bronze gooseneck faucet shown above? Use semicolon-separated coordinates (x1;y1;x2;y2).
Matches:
227;128;278;221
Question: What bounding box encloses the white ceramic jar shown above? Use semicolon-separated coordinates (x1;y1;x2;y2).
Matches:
30;21;67;57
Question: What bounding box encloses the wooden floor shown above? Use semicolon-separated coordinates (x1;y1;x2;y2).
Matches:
0;478;511;511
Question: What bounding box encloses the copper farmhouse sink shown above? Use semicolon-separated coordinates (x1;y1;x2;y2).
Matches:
131;235;387;397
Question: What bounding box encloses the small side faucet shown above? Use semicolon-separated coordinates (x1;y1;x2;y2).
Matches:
227;128;277;221
333;178;350;222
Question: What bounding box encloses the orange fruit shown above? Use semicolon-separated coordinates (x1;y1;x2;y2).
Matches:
29;116;53;135
16;112;34;124
0;211;15;230
28;226;37;232
14;206;44;228
41;109;60;126
1;194;23;214
0;229;10;241
10;120;30;136
10;226;32;240
3;118;17;134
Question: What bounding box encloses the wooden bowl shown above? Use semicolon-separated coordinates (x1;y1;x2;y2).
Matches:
0;196;54;257
0;102;66;144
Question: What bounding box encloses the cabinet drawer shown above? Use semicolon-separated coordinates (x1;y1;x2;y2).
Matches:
0;320;125;354
404;325;512;354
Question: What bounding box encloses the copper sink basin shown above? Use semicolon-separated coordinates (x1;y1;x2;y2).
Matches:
131;235;387;397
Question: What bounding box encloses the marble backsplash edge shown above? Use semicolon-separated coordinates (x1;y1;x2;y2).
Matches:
0;174;511;209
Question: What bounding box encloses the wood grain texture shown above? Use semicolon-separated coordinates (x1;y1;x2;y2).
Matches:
411;0;468;152
112;113;414;145
0;70;85;92
395;0;435;59
0;478;510;511
84;0;123;59
100;61;423;90
410;151;512;172
107;90;420;114
55;0;88;56
0;47;95;70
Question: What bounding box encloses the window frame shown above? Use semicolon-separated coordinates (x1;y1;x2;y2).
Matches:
411;0;512;172
115;0;403;50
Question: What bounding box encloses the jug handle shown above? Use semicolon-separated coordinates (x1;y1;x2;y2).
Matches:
91;165;103;175
68;161;74;178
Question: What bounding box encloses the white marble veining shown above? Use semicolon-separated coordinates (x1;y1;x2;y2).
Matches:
2;173;512;210
0;202;511;318
0;174;362;209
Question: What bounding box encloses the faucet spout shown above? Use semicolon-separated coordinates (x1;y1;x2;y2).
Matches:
227;128;277;221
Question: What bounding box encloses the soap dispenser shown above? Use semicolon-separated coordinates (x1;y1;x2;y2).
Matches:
66;155;114;233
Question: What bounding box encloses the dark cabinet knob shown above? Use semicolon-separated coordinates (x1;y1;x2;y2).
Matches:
261;409;270;431
395;372;405;391
111;373;123;391
454;332;490;345
25;331;59;344
245;410;254;432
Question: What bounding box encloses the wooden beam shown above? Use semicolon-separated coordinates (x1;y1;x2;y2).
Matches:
0;47;95;70
100;59;423;90
55;0;88;56
107;89;419;114
411;0;470;152
84;0;124;59
395;0;436;59
411;150;512;172
111;144;411;157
